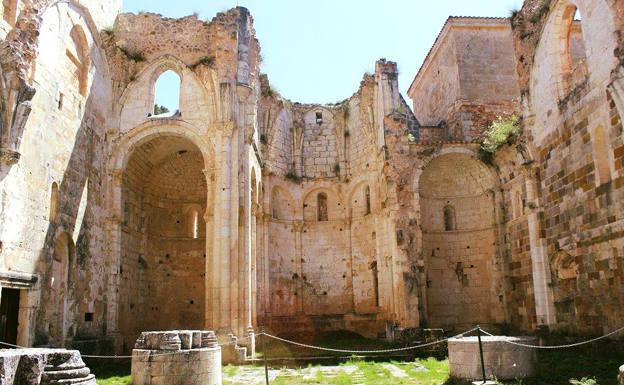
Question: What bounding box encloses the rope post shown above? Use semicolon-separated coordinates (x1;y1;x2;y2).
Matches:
477;325;487;384
262;328;270;385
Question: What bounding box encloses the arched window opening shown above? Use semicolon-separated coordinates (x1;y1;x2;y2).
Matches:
153;70;181;118
2;0;17;26
365;186;371;215
593;125;612;185
271;188;280;220
561;5;588;95
189;209;200;239
66;26;90;97
443;205;456;231
317;193;328;222
50;182;59;224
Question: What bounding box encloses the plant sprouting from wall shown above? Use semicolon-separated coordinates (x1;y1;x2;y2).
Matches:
481;115;521;153
191;56;215;69
119;46;146;62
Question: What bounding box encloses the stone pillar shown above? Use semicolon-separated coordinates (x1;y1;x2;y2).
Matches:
203;168;216;331
345;218;355;312
293;221;305;314
522;165;556;327
106;169;124;350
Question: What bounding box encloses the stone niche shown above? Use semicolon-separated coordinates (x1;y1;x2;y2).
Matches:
131;330;222;385
448;336;537;380
0;348;96;384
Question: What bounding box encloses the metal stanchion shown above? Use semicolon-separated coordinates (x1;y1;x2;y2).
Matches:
262;328;270;385
477;325;487;384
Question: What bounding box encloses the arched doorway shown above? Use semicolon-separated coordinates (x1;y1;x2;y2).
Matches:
419;153;503;331
118;135;207;349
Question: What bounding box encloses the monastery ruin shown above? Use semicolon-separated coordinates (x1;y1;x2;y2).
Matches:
0;0;623;355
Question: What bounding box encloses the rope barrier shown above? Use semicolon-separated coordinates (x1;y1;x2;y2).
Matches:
1;324;623;359
479;326;624;349
0;336;252;359
255;327;479;354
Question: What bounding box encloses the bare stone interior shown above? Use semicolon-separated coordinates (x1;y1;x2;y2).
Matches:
0;0;622;369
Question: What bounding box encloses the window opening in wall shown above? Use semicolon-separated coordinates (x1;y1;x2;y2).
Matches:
561;5;588;95
443;205;456;231
317;193;328;221
50;182;59;224
84;312;93;322
152;70;181;118
0;288;20;344
316;111;323;125
191;209;199;239
365;186;371;215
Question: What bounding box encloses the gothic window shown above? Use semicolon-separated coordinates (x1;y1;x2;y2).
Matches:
317;193;328;222
189;209;200;239
153;70;181;117
560;5;587;95
443;205;456;231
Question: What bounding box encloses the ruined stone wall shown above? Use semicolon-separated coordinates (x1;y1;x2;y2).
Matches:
508;0;624;333
409;18;520;141
0;0;119;348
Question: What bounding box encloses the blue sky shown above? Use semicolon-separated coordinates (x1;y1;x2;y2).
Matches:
126;0;523;109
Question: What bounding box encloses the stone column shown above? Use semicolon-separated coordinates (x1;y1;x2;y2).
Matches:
522;165;556;327
293;221;305;314
345;218;355;312
203;168;216;330
105;169;124;350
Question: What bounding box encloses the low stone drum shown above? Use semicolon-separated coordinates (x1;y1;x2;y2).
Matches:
132;330;222;385
448;336;537;380
0;348;96;384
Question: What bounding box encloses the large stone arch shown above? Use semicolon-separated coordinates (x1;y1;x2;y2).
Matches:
418;152;504;331
106;121;216;350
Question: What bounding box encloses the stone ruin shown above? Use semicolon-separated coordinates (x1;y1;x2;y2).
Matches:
131;330;221;385
0;0;623;372
448;336;537;381
0;348;96;384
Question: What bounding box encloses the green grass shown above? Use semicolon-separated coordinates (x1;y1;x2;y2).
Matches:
92;340;624;385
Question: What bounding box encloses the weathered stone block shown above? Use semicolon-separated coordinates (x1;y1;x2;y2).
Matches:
132;330;221;385
448;336;537;380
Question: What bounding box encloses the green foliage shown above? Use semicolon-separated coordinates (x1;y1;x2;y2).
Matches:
407;133;416;142
119;46;145;62
191;55;215;69
481;115;521;153
153;104;170;115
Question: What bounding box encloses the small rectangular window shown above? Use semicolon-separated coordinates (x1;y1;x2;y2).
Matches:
316;112;323;125
84;312;94;322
